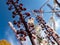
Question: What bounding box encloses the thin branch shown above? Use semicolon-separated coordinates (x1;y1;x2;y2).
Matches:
8;21;23;45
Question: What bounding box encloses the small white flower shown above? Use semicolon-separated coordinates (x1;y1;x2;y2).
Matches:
28;18;34;24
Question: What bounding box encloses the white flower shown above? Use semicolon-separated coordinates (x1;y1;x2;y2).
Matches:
35;25;42;31
28;18;34;24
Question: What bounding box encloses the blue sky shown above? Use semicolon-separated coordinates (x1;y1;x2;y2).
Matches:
0;0;60;45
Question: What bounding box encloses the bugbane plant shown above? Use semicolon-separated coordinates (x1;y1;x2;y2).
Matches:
6;0;60;45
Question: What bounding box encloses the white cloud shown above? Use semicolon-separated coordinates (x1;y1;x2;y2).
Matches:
5;27;20;45
55;19;60;30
